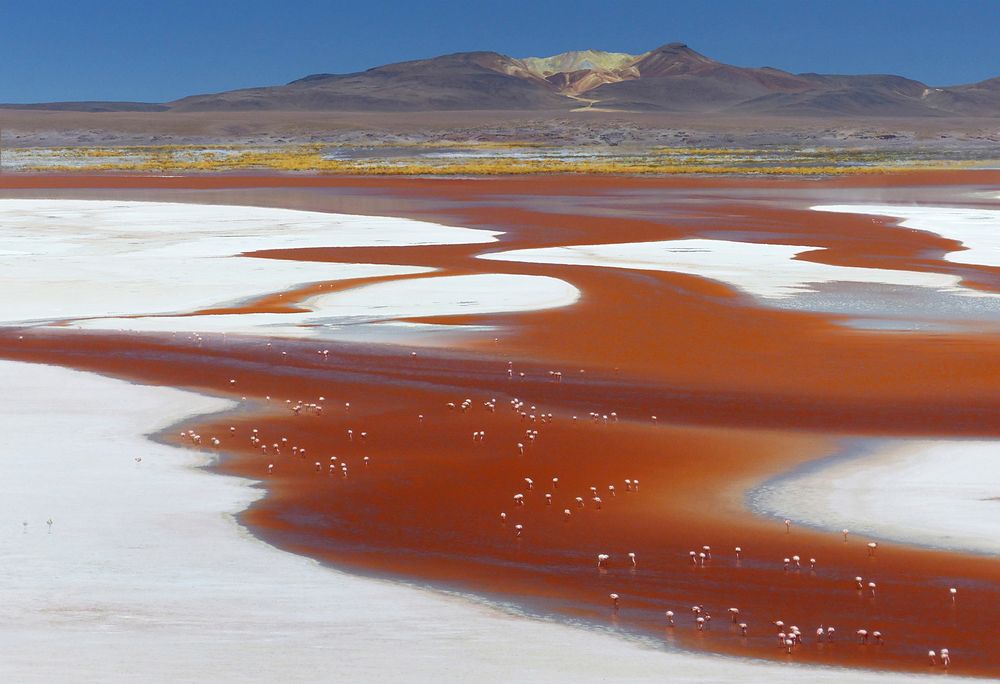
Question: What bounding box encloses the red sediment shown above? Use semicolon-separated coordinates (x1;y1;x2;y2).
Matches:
0;171;998;676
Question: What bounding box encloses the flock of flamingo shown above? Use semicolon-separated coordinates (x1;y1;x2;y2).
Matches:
164;340;964;672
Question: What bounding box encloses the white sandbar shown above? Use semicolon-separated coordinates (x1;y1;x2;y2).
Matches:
480;238;978;300
0;359;962;682
751;439;1000;556
813;204;1000;269
70;273;581;337
0;199;497;324
0;200;581;339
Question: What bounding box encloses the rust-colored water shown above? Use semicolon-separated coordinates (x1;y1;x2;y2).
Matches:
0;171;997;676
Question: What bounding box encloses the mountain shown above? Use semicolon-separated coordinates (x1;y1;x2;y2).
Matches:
919;77;1000;115
169;52;569;112
6;43;1000;116
582;43;819;111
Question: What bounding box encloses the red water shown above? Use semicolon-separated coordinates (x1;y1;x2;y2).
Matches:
0;171;997;676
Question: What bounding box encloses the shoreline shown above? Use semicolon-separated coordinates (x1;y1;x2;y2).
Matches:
4;357;981;683
5;328;998;677
749;437;1000;557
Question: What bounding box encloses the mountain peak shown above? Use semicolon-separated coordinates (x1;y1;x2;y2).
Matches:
633;42;715;77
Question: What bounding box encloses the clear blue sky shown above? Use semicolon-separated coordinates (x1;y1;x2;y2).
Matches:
3;0;998;103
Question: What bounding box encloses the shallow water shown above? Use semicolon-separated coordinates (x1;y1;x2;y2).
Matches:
0;171;998;677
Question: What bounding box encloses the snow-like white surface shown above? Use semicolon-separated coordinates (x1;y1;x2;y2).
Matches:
0;199;498;324
71;273;581;337
480;239;982;300
0;359;964;683
751;439;1000;556
813;204;1000;268
0;200;580;339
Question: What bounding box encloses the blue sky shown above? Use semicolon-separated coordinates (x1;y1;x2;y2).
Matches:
2;0;998;103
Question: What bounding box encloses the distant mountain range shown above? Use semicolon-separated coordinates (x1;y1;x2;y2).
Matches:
6;43;1000;116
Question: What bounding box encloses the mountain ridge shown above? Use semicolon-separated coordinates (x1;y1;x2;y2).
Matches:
6;43;1000;117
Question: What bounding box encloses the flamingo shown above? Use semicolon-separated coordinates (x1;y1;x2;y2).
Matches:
928;650;937;665
941;648;950;667
738;623;748;636
827;626;836;642
949;587;957;603
46;518;53;533
563;508;572;518
696;617;706;631
873;631;883;645
597;553;610;569
728;607;740;623
867;542;878;556
665;610;675;626
784;519;791;533
857;629;869;644
735;546;742;560
628;552;637;568
609;593;620;609
513;524;523;538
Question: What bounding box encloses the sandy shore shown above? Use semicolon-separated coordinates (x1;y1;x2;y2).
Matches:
813;204;1000;269
0;199;579;341
480;238;978;300
751;439;1000;556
